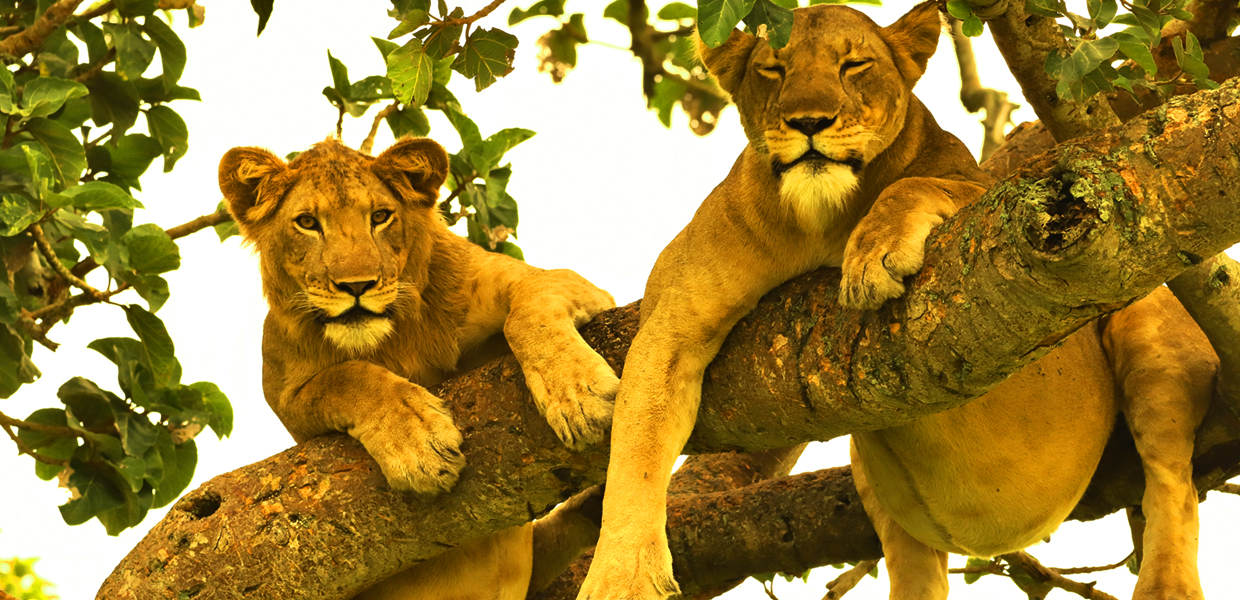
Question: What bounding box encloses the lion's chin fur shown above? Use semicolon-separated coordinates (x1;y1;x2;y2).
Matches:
779;163;859;228
325;318;395;353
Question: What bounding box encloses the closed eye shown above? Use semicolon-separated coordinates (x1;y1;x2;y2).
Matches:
758;65;786;79
841;60;873;75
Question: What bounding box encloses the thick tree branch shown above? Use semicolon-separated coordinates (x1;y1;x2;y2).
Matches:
99;82;1240;600
0;0;86;58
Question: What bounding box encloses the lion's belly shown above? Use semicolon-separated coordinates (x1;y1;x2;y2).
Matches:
852;328;1117;557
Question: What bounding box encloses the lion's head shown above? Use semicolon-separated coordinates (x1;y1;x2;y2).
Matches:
699;2;942;224
219;137;449;353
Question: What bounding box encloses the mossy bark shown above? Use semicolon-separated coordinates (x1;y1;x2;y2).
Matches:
100;81;1240;600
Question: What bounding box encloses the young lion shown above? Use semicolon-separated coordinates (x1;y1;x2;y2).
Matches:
578;4;1214;600
219;137;616;599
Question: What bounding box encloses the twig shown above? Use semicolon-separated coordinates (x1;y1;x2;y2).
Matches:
948;17;1019;162
74;46;116;83
0;0;87;57
438;0;506;27
760;578;781;600
1215;482;1240;495
360;101;400;155
29;223;106;301
0;415;71;467
76;0;115;21
0;409;83;438
71;209;233;279
1052;551;1135;575
822;560;879;600
1000;551;1121;600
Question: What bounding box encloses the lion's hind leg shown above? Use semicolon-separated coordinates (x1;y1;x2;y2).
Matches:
1103;288;1216;600
851;438;949;600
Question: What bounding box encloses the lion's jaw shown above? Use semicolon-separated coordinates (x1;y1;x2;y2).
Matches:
768;129;878;227
312;285;402;352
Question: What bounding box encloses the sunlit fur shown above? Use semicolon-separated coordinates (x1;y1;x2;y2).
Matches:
324;318;395;353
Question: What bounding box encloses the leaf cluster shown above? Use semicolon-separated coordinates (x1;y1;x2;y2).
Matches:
1003;0;1217;103
2;0;231;534
0;556;57;600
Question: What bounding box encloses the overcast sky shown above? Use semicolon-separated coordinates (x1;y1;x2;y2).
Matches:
1;2;1236;600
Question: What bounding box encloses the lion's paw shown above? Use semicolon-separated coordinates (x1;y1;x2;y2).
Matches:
524;349;617;451
576;535;679;600
351;392;466;494
839;234;925;310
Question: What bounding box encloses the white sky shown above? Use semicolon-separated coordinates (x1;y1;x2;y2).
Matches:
1;2;1236;599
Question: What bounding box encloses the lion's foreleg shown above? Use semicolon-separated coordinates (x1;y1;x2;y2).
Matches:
1103;289;1215;600
282;360;466;494
505;269;619;450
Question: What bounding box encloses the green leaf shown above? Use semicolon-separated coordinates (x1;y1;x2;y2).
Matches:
87;337;146;399
190;381;233;438
387;11;429;39
58;377;120;428
142;15;187;87
961;14;984;37
657;2;698;20
0;194;41;237
61;181;143;211
1110;31;1157;75
124;304;180;388
603;0;628;24
963;557;992;584
213;200;239;242
146;105;189;171
1087;0;1117;28
15;408;70;467
497;241;524;260
129;273;171;312
0;67;15;114
0;323;40;398
421;7;464;58
387;38;436;107
105;22;157;81
71;17;108;64
509;0;566;24
1128;6;1163;47
444;105;483;152
474;128;535;173
1024;0;1061;18
386;106;432;138
251;0;274;35
122;223;181;275
699;0;757;48
652;77;686;127
20;76;89;119
1174;33;1215;89
98;134;164;191
372;36;400;59
114;409;159;458
151;433;196;508
85;73;141;135
24;117;87;185
945;0;972;20
327;50;352;98
115;0;157;17
59;460;126;526
452;28;519;92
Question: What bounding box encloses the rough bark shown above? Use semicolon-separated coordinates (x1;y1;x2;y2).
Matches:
99;81;1240;600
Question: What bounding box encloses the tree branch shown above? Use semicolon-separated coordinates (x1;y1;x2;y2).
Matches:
360;102;399;156
1000;551;1121;600
97;81;1240;600
971;0;1121;142
29;223;105;302
438;0;507;27
0;0;86;58
948;17;1018;162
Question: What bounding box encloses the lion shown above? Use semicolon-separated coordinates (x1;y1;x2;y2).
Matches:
576;3;1217;600
219;137;615;599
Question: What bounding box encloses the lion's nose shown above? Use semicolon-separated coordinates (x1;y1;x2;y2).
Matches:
334;279;378;297
786;116;836;135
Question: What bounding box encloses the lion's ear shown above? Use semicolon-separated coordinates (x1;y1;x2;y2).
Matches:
697;28;759;97
372;137;449;207
218;147;294;234
881;0;942;85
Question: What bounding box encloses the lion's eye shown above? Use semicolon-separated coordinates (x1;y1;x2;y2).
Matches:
758;65;786;79
371;209;393;226
841;60;872;75
295;214;320;231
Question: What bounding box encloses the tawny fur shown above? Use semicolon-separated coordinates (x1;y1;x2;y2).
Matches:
576;4;1216;600
220;137;615;599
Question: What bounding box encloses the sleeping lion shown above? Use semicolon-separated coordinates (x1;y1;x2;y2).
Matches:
578;3;1216;600
219;137;614;599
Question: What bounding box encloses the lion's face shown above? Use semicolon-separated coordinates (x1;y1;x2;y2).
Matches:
219;138;449;353
699;3;942;223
